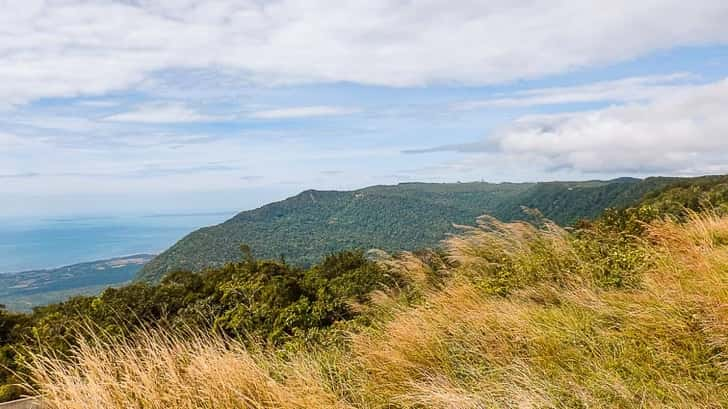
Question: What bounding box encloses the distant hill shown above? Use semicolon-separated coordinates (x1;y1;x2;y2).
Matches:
0;255;154;311
138;177;679;282
639;175;728;215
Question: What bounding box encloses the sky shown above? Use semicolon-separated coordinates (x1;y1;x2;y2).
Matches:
2;0;728;217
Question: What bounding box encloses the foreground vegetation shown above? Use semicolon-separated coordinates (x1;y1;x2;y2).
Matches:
22;209;728;408
2;175;727;405
0;250;398;402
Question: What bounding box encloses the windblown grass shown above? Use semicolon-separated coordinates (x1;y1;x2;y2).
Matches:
26;330;353;409
27;213;728;408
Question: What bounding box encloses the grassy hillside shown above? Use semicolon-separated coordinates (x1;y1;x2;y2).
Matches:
24;196;728;407
138;177;675;282
0;255;153;312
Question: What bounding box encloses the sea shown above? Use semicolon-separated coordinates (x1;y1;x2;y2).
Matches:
0;212;235;274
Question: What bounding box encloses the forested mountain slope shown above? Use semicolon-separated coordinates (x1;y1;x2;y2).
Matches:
138;177;677;282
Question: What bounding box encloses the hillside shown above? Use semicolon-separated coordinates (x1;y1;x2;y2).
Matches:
138;177;676;282
17;177;728;408
0;255;154;312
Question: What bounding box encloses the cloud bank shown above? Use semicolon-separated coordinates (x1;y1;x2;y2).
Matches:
410;78;728;174
1;0;727;105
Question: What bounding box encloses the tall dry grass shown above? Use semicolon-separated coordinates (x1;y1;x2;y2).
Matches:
26;329;356;409
27;213;728;408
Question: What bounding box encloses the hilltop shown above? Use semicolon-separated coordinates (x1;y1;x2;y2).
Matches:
138;177;677;282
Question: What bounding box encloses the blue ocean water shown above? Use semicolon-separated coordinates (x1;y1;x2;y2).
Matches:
0;212;234;273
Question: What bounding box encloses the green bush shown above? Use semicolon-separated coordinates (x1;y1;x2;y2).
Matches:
0;250;400;401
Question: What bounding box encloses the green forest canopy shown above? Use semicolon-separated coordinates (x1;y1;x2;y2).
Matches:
138;177;684;282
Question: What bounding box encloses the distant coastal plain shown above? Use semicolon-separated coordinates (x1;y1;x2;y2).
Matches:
0;255;154;312
0;212;232;311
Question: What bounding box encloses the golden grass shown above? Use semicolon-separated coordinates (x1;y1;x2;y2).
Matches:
26;330;355;409
27;213;728;408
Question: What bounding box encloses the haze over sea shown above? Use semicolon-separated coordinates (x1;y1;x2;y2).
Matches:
0;213;233;274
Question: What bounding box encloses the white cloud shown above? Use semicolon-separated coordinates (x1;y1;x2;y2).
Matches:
414;78;728;175
104;103;358;123
249;106;359;119
104;103;220;123
0;1;727;105
0;132;22;150
0;132;38;152
0;172;39;179
76;100;120;108
456;73;696;110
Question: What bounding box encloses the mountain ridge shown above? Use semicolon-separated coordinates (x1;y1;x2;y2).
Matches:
138;177;678;282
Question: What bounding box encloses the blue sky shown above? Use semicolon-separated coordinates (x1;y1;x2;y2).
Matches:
2;1;728;217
